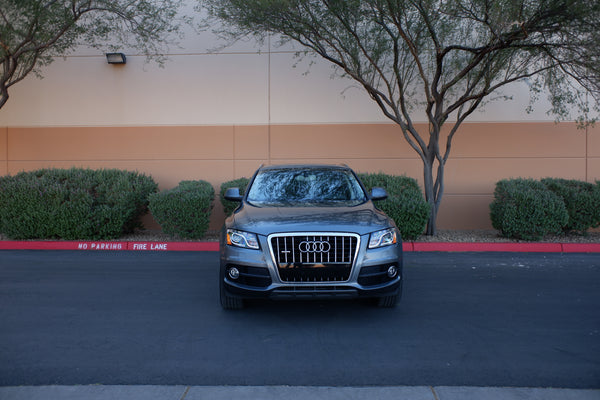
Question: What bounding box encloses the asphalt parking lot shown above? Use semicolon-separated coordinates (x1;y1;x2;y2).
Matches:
0;250;598;390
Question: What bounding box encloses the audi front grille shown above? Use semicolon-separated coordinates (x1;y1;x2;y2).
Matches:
268;233;359;283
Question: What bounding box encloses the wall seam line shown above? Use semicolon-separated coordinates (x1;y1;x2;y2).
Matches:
268;34;272;165
585;122;589;182
7;156;587;162
5;127;8;174
232;125;236;178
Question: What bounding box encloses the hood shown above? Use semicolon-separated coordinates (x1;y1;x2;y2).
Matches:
228;202;393;236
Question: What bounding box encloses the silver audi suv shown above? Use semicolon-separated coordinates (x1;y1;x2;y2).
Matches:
220;164;403;309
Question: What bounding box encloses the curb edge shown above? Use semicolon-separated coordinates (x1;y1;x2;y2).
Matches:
0;240;598;252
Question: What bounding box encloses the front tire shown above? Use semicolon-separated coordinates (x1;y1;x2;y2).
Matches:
220;280;244;310
376;294;398;308
375;281;402;308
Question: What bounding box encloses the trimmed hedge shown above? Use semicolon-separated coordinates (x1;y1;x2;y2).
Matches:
149;180;214;239
541;178;600;234
358;173;430;240
0;168;157;240
490;178;569;241
220;177;250;216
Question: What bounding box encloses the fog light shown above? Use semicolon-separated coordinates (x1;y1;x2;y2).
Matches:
387;265;398;278
228;267;240;280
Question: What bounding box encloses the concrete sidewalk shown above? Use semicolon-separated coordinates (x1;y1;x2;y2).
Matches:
0;386;598;400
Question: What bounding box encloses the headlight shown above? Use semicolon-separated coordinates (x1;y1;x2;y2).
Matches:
368;228;398;249
226;229;260;249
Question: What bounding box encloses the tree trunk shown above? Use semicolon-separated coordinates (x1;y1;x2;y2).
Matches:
423;158;437;236
0;87;8;110
422;154;446;236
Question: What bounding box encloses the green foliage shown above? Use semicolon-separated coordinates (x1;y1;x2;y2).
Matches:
0;0;186;108
490;179;568;241
206;0;599;123
358;172;422;195
0;168;158;240
491;177;600;239
149;180;215;239
358;173;430;240
205;0;600;235
541;178;600;234
219;177;250;216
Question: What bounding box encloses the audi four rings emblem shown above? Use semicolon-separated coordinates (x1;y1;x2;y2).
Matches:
299;240;331;253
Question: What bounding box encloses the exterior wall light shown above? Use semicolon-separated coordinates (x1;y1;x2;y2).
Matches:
106;53;126;64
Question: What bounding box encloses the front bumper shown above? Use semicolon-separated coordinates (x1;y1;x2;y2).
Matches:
225;278;402;300
220;232;402;300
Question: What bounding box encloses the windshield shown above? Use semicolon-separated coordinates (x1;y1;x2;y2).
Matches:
246;168;368;207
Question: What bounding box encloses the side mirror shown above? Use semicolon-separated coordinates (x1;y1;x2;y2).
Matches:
370;187;388;201
224;187;243;202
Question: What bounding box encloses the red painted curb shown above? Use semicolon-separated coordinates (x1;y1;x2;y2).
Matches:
0;240;598;252
128;241;220;252
0;241;219;251
0;241;127;251
402;243;414;252
561;243;600;253
411;242;564;252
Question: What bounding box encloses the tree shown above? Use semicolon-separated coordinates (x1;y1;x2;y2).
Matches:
201;0;600;235
0;0;187;109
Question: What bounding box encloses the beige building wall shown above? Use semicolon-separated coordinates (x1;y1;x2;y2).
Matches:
0;14;597;233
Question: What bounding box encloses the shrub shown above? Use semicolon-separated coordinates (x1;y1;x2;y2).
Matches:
358;173;430;240
149;180;214;239
0;168;157;240
358;172;422;195
541;178;600;234
220;177;250;216
490;178;568;241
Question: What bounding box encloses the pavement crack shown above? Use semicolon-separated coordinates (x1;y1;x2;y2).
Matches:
179;386;191;400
